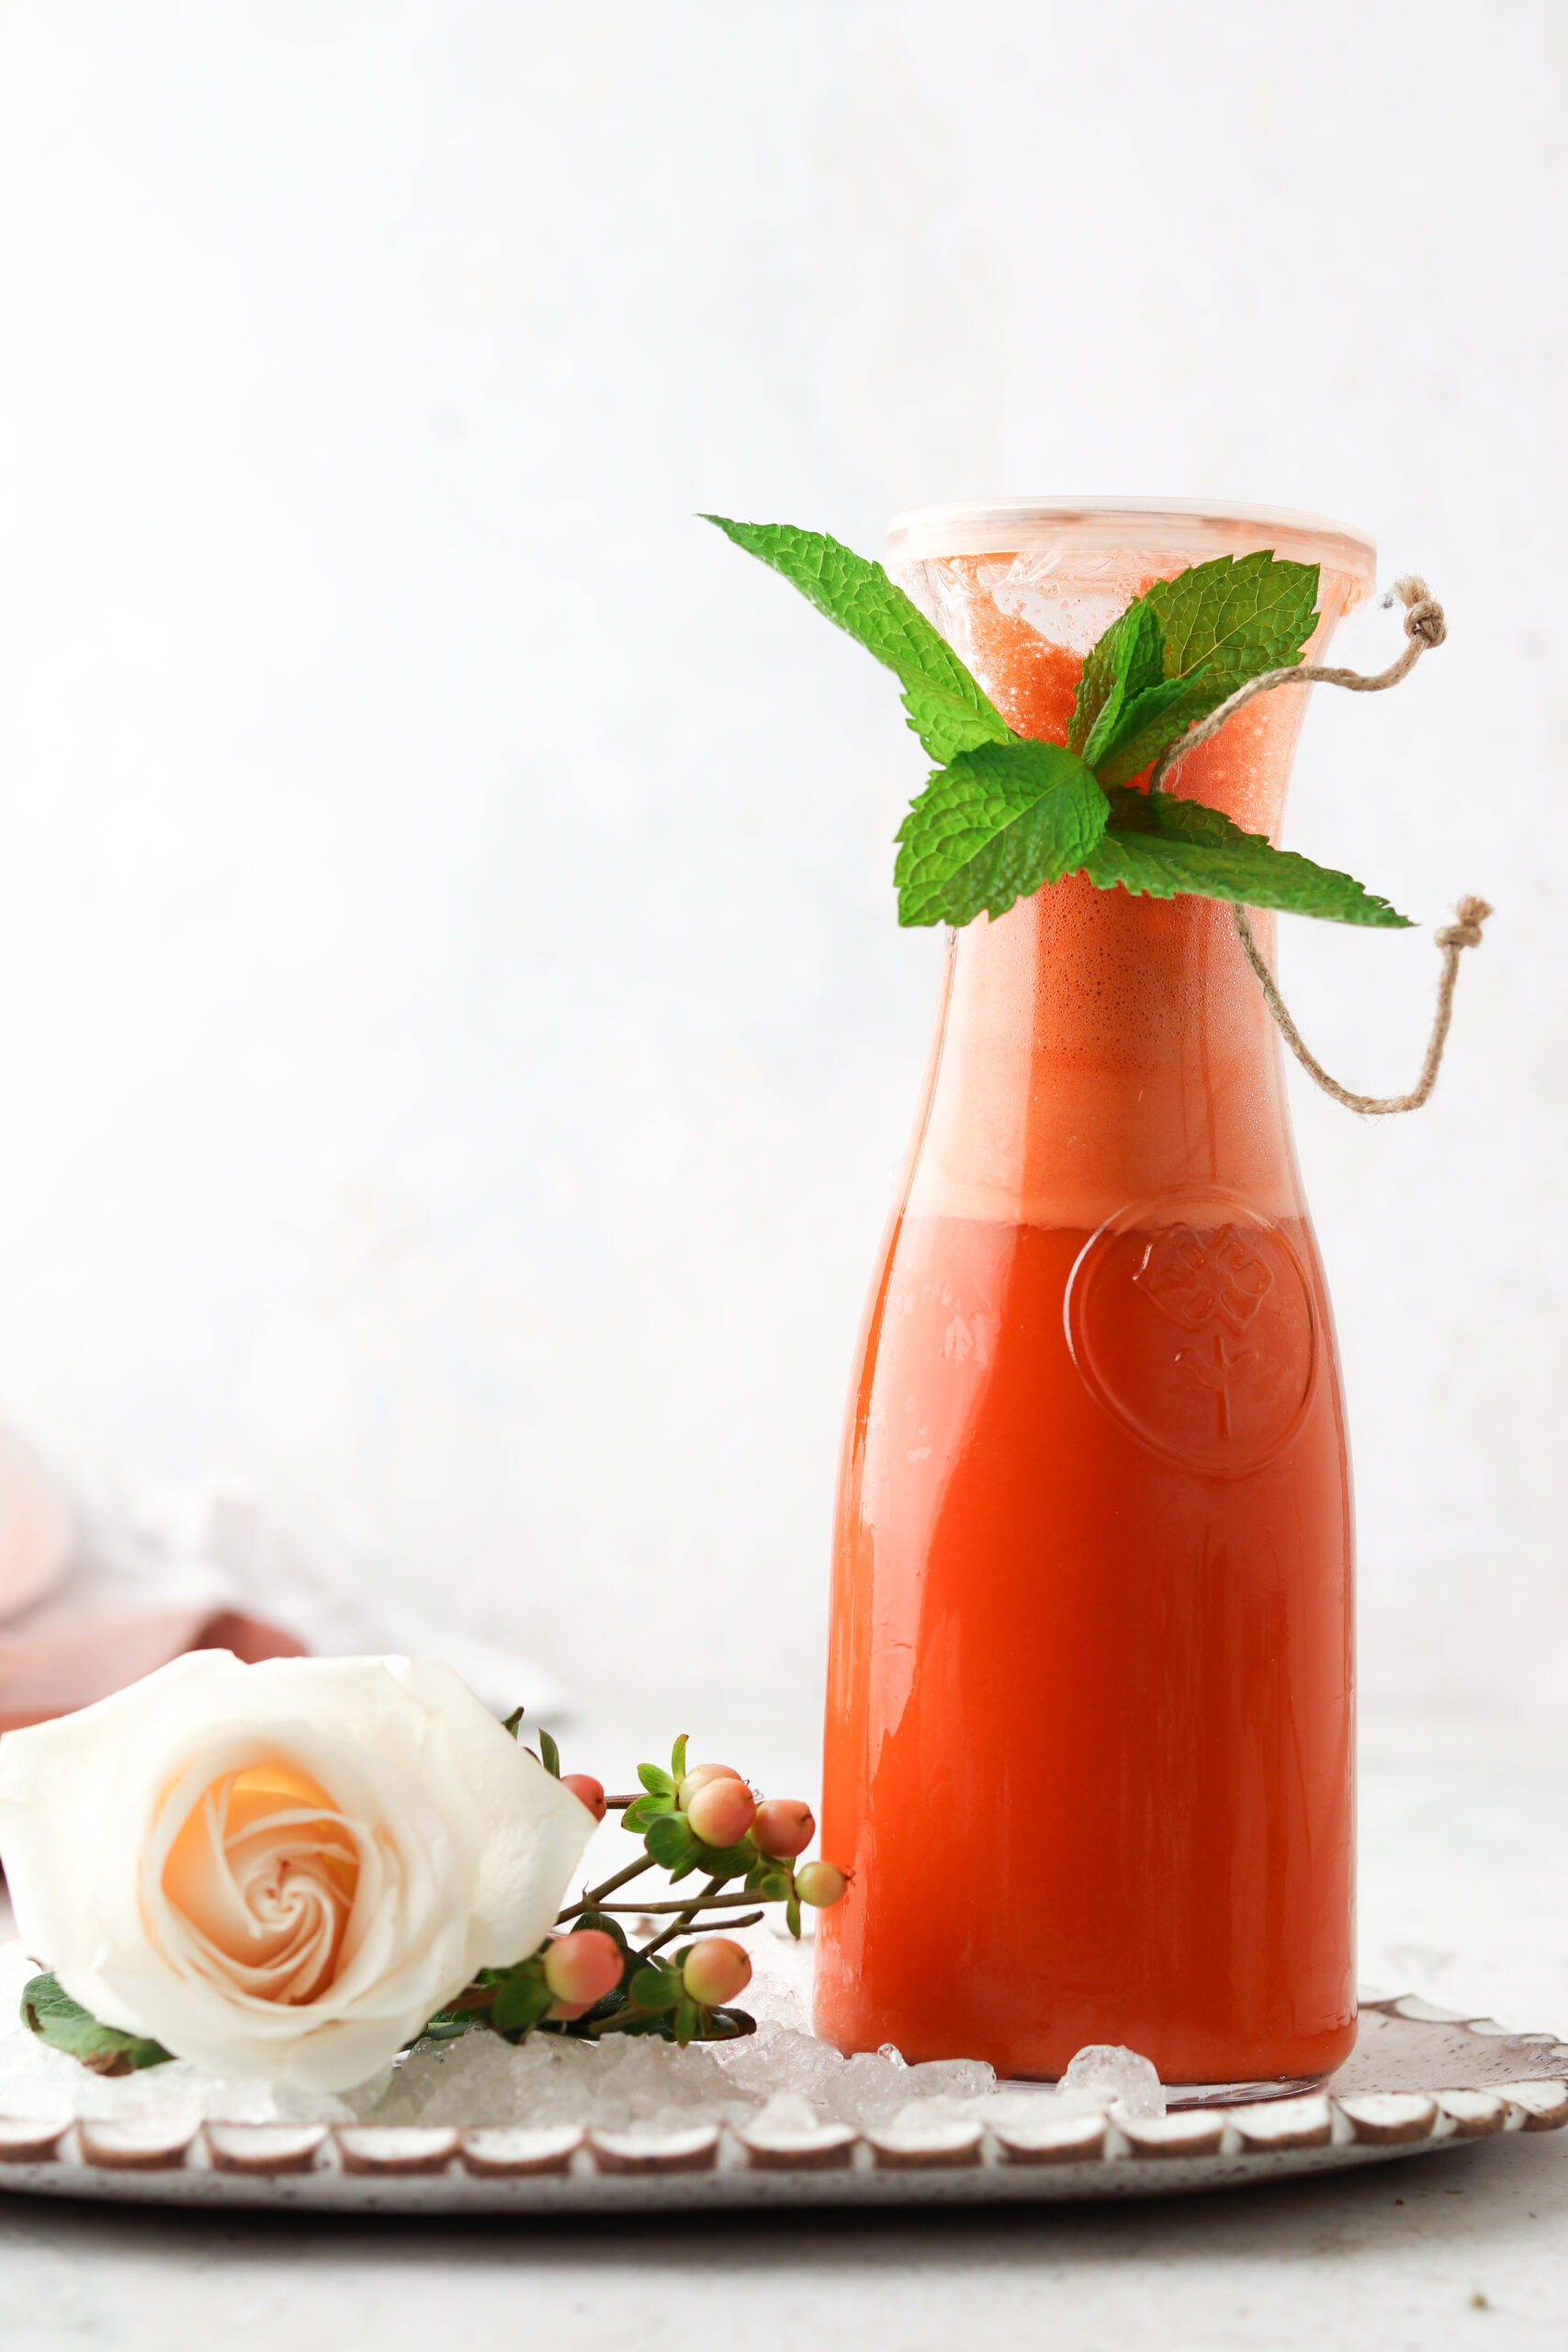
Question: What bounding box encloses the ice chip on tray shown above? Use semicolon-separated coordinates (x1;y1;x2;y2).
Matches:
0;1939;1168;2136
1055;2042;1167;2120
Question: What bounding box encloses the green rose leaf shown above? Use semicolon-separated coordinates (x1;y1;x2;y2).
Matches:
620;1792;667;1832
418;2007;486;2044
896;739;1110;928
537;1728;561;1779
704;516;1012;764
670;1732;689;1783
1085;789;1411;927
22;1973;172;2076
637;1763;677;1803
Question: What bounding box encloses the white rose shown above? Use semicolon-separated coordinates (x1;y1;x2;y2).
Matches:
0;1650;595;2092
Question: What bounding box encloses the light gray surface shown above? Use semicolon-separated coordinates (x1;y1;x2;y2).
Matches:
1;1718;1564;2349
0;2133;1562;2352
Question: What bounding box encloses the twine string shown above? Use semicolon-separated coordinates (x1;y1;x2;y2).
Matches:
1234;892;1493;1116
1150;576;1488;1116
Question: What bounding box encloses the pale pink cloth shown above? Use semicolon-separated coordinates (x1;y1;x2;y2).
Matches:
0;1430;569;1732
0;1433;301;1730
0;1609;305;1733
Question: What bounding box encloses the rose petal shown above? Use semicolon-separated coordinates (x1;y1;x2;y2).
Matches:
0;1651;594;2091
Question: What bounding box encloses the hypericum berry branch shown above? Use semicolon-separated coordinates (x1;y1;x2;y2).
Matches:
424;1725;852;2051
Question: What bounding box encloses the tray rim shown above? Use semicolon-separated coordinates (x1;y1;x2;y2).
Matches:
0;1996;1562;2217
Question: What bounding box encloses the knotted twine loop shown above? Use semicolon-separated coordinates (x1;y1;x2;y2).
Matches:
1150;576;1488;1116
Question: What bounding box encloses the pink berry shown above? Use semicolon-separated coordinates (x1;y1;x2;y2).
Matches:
677;1762;741;1812
562;1773;607;1824
684;1775;757;1849
795;1861;850;1909
542;1929;623;2008
752;1798;815;1860
681;1938;752;2007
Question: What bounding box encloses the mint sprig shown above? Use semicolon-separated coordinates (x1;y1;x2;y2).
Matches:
702;517;1010;764
1087;789;1410;929
709;518;1407;931
1072;597;1188;777
1069;551;1322;786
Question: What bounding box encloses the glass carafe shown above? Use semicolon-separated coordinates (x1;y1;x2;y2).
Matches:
815;500;1376;2094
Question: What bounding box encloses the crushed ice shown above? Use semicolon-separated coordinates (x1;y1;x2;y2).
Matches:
0;1936;1165;2132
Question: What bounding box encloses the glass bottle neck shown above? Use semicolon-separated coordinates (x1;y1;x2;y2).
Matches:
903;880;1303;1232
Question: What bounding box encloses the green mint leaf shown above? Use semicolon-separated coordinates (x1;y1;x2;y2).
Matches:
637;1763;677;1803
1085;676;1197;782
895;740;1109;929
670;1732;689;1783
1073;598;1166;764
1149;550;1320;685
1085;789;1412;927
1074;553;1323;786
537;1729;561;1779
22;1973;173;2075
704;516;1011;763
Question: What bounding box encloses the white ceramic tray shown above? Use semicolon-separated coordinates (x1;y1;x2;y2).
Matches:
0;1996;1562;2213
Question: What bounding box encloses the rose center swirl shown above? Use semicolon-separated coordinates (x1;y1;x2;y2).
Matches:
162;1762;362;2004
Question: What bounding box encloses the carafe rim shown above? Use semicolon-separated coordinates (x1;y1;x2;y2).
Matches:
887;496;1376;587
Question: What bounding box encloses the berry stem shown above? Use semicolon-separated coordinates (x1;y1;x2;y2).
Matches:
559;1853;656;1919
589;1891;774;1915
637;1874;725;1959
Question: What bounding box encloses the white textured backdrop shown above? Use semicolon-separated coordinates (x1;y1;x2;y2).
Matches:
0;1;1562;1743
